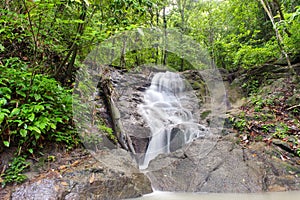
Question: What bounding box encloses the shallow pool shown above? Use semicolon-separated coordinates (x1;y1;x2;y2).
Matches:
127;191;300;200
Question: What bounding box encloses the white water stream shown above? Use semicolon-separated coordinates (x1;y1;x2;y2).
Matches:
138;71;208;169
135;71;300;199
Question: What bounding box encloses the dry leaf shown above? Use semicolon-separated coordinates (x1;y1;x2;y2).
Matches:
61;181;69;186
89;173;95;184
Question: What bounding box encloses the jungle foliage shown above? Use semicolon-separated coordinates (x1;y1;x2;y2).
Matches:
0;0;299;186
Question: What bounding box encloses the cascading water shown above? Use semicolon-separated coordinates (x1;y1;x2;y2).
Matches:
139;71;209;169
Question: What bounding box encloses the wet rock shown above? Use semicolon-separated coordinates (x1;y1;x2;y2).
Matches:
109;68;214;160
10;149;152;200
145;135;300;193
12;179;66;200
169;127;185;152
109;69;153;162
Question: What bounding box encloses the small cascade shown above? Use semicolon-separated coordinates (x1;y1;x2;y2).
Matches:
139;71;209;169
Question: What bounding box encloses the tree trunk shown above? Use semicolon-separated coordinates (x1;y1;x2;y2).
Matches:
162;6;167;65
120;36;127;68
55;2;86;82
259;0;296;77
99;74;136;154
272;0;291;37
177;0;186;71
111;37;116;64
155;7;160;65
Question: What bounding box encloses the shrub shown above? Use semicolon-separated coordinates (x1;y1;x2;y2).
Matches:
0;57;79;154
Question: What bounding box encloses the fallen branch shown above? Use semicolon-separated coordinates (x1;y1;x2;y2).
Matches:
99;74;136;154
287;104;300;111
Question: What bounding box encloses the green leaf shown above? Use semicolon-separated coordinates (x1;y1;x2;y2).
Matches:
1;108;10;113
34;94;41;101
44;95;54;101
13;119;23;126
0;87;12;95
49;123;56;129
34;121;47;130
9;108;20;117
28;126;41;134
28;148;33;154
3;141;9;147
34;132;41;140
16;90;27;98
0;113;6;123
0;98;7;106
33;105;44;112
0;43;5;52
55;117;63;123
36;117;49;129
28;113;35;122
4;94;11;100
20;129;27;137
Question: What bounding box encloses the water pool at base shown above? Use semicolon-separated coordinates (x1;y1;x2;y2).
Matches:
127;191;300;200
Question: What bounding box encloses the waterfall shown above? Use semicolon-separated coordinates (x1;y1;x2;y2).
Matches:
139;71;209;169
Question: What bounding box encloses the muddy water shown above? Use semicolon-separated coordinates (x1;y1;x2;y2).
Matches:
127;191;300;200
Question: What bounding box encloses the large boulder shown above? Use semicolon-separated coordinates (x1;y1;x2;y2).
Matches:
145;135;300;192
11;149;152;200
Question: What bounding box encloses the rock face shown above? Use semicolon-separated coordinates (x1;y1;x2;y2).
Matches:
109;68;156;163
145;136;262;192
10;149;152;200
109;68;212;164
145;135;300;192
108;68;299;193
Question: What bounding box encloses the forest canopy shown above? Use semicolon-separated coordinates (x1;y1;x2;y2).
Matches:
1;0;299;76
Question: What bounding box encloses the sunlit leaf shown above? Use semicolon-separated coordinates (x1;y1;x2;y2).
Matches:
0;43;4;52
20;129;27;137
28;126;41;134
3;141;9;147
16;90;27;98
0;98;7;106
10;108;20;117
28;148;33;154
28;113;35;122
34;94;41;101
50;123;56;129
55;117;63;123
0;113;6;124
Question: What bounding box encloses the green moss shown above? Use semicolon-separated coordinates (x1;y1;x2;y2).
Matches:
200;110;211;120
191;81;202;90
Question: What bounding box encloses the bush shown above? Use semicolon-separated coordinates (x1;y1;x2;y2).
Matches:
0;57;79;154
234;42;279;69
0;156;30;187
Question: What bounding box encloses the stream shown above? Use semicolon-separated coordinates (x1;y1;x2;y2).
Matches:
138;71;208;169
133;71;300;199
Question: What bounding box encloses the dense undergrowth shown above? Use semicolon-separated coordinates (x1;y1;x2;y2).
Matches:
0;58;80;187
231;77;300;158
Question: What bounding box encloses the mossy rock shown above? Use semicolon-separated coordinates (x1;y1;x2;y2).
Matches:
200;110;211;120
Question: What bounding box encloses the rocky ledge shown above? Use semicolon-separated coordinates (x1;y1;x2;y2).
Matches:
145;134;300;192
3;149;152;200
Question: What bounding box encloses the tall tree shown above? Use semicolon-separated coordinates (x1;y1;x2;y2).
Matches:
259;0;295;76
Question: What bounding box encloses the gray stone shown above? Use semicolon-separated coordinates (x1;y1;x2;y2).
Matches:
11;149;152;200
145;135;300;192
